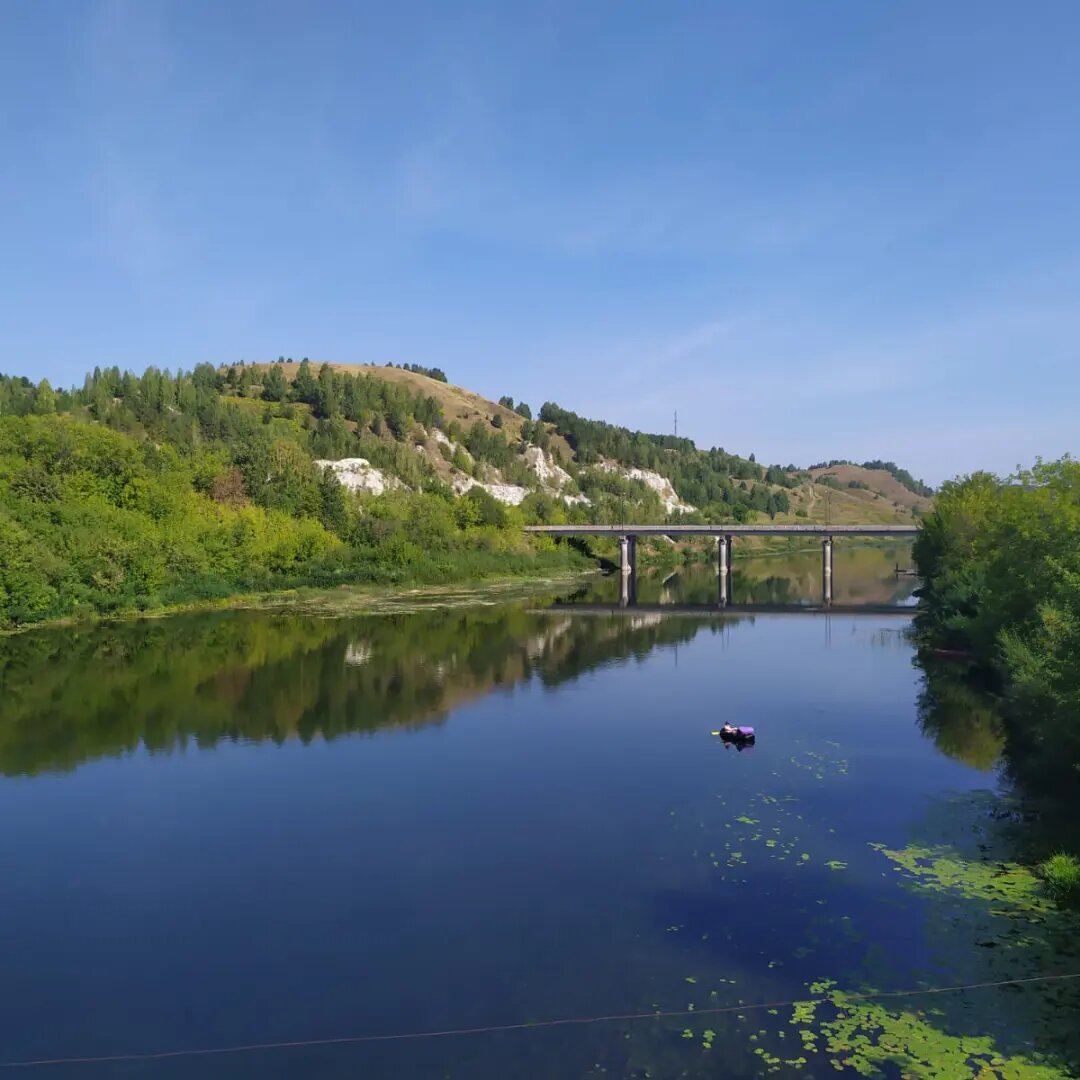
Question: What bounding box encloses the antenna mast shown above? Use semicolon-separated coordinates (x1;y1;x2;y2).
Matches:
674;410;678;439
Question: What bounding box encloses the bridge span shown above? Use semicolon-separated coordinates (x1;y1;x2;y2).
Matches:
524;524;918;538
533;602;914;618
524;522;919;606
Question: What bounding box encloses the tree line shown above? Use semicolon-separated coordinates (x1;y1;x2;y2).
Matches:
913;457;1080;786
0;363;586;628
808;457;933;497
536;401;792;521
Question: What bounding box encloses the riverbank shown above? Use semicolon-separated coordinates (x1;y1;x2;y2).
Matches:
0;562;597;635
913;459;1080;790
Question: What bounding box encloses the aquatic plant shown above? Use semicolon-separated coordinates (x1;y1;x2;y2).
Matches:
1039;853;1080;904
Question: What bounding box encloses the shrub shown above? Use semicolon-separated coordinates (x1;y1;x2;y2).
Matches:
1039;853;1080;904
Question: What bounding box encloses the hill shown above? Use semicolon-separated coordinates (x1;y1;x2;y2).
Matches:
253;361;930;527
0;360;930;628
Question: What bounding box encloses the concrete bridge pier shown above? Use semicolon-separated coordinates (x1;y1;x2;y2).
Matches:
822;537;833;605
618;535;638;607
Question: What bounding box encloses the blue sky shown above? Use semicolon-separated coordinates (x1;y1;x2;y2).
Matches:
2;1;1077;483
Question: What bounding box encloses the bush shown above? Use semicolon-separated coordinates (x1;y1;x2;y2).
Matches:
914;459;1080;784
1039;853;1080;903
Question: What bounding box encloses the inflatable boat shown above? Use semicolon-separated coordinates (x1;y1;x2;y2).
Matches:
712;725;756;744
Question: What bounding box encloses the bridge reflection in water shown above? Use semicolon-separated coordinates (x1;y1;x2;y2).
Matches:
550;555;919;613
525;524;920;609
540;600;915;617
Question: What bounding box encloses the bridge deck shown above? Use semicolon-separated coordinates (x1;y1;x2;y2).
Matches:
532;602;915;617
525;524;918;538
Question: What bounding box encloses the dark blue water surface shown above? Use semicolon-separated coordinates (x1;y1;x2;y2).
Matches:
0;551;1070;1078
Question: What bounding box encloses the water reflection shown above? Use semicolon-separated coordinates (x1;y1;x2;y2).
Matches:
0;547;917;780
579;544;918;609
0;606;734;778
917;662;1006;772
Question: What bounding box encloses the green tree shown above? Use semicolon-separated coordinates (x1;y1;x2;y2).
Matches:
914;458;1080;784
464;486;508;527
33;379;56;415
317;467;349;537
262;365;287;402
292;359;318;405
317;364;341;418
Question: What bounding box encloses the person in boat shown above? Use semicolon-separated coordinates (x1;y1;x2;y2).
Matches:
717;722;755;742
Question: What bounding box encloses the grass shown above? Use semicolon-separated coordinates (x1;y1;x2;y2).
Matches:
0;543;597;635
0;567;598;635
1039;852;1080;903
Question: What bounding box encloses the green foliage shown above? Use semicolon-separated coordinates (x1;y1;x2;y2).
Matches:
1039;853;1080;904
399;362;447;382
464;486;509;527
537;401;767;517
0;358;926;628
463;419;513;469
914;457;1080;782
0;364;586;628
862;458;934;497
810;457;933;497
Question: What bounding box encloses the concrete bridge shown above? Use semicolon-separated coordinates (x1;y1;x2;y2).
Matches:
524;523;919;607
534;602;915;618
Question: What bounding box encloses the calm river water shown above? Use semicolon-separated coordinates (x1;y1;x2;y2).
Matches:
2;547;1077;1078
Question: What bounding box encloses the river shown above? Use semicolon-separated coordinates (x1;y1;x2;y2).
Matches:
1;546;1077;1078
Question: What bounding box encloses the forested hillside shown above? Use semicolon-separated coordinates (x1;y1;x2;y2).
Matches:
0;360;930;628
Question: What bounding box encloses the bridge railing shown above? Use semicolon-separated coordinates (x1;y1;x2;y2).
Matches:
523;523;918;537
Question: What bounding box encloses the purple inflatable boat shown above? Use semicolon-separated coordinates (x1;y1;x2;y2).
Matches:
714;724;755;742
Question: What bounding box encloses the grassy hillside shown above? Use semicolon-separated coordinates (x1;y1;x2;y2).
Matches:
266;361;577;467
274;361;525;434
249;361;930;527
809;463;928;510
